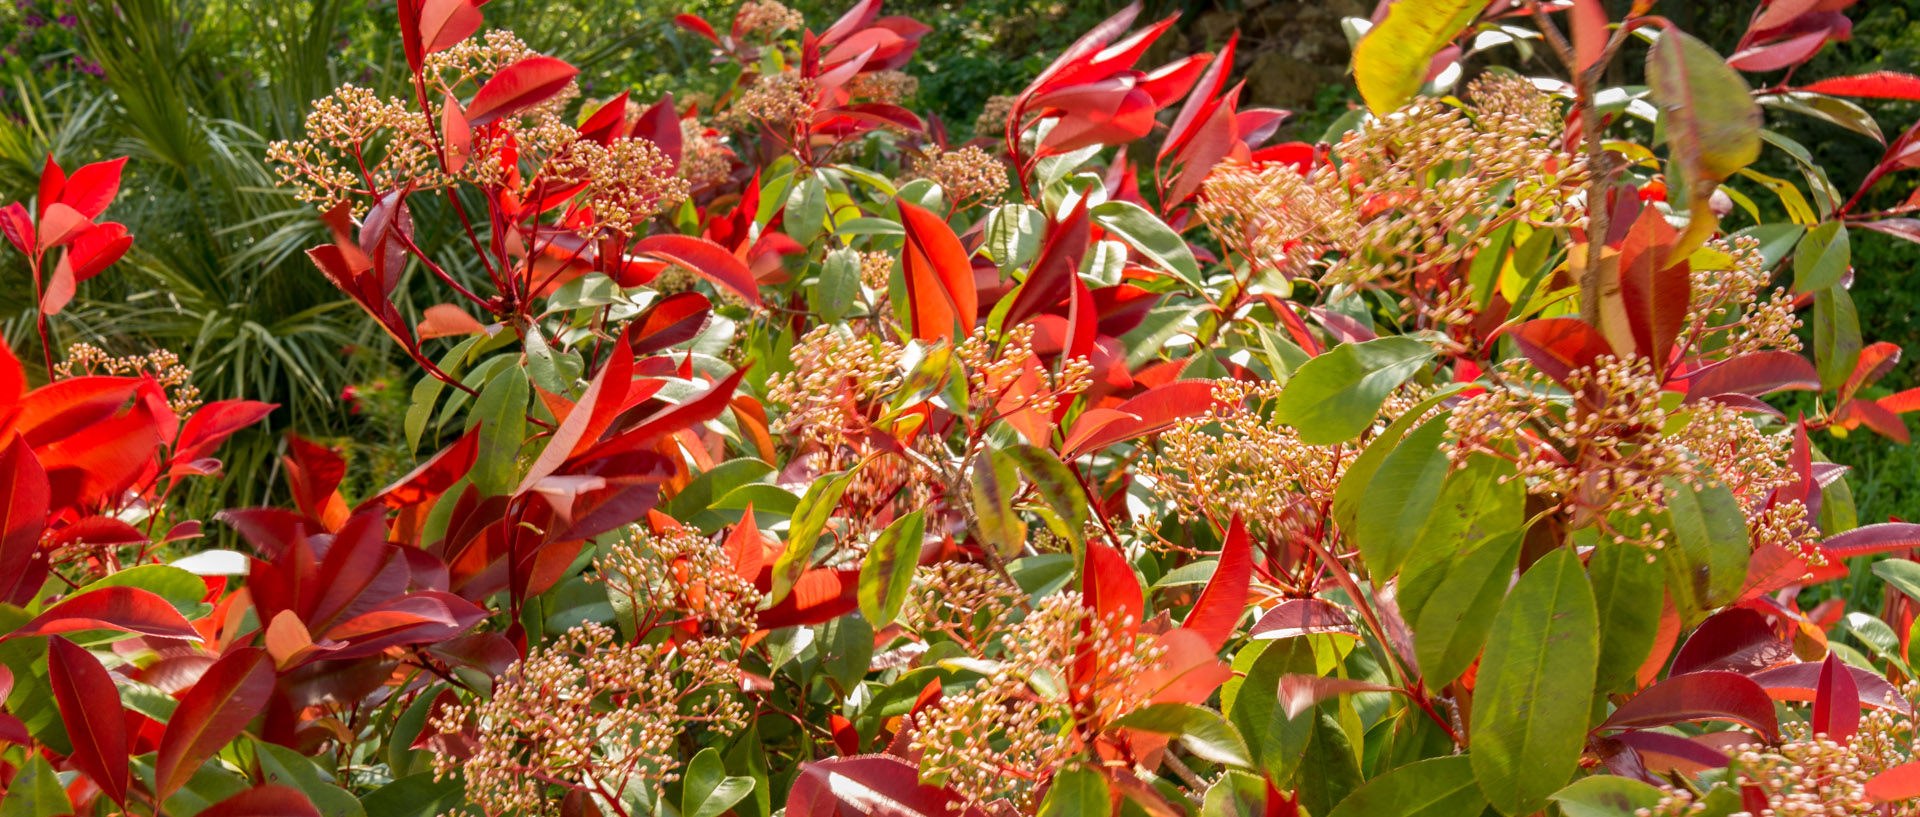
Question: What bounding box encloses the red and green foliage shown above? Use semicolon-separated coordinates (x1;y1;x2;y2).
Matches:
7;0;1920;815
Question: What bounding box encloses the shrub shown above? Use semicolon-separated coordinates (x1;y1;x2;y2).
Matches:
6;1;1920;815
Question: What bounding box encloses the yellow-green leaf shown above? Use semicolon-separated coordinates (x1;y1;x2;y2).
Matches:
1353;0;1490;114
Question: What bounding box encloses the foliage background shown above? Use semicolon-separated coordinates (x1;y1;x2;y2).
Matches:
0;0;1913;534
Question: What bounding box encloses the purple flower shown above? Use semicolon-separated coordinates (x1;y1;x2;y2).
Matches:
22;14;43;27
56;14;75;27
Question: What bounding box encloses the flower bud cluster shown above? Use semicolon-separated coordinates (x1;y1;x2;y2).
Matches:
60;342;200;413
593;523;759;636
909;145;1007;203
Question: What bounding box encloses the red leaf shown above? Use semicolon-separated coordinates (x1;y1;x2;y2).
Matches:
634;95;684;168
418;303;489;339
1083;542;1143;637
1750;660;1912;715
896;199;977;341
465;56;579;126
674;13;722;46
361;424;480;510
633;234;761;307
1002;196;1091;330
1600;670;1780;741
1161;32;1236;161
724;504;769;583
757;568;860;630
1181;515;1250;651
1822;522;1920;559
154;647;275;801
1866;761;1920;802
172;400;275;470
199;785;322;817
397;0;426;73
1842;341;1901;400
36;202;92;251
817;0;882;48
47;636;130;805
1062;380;1219;458
61;220;131;282
1248;598;1359;640
574;366;749;463
1669;608;1795;676
787;754;983;817
284;434;347;528
0;437;48;598
1569;0;1609;73
1507;317;1614;389
1812;650;1861;741
1611;730;1731;776
441;95;471;174
13;586;200;641
417;0;480;54
1682;350;1822;401
1799;71;1920;99
59;157;127;220
518;329;636;492
0;202;33;255
1615;205;1689;370
630;292;711;356
1729;27;1834;72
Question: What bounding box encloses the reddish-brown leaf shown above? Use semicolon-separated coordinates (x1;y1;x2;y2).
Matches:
1822;522;1920;558
199;785;322;817
574;366;748;463
674;13;722;46
1682;350;1822;401
172;400;276;469
1842;341;1902;399
1812;650;1861;741
1002;196;1090;330
757;568;860;630
361;424;481;511
154;647;275;800
1615;206;1690;370
1507;317;1614;389
896;199;977;341
629;292;711;356
1669;608;1795;676
465;56;580;126
1180;515;1250;651
417;0;480;54
47;636;129;805
1248;598;1359;640
1600;670;1780;741
440;95;471;173
13;586;200;641
1750;660;1912;715
633;233;761;307
787;754;984;817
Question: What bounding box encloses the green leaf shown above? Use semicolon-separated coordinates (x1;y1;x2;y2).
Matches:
663;459;775;532
1814;286;1862;392
465;365;528;496
1331;386;1466;533
0;754;68;817
1663;478;1748;614
786;173;828;245
1002;445;1092;551
1274;337;1433;445
1589;540;1665;694
1792;221;1849;294
1646;28;1762;254
74;564;207;617
1228;640;1318;784
985;203;1045;273
816;247;862;323
1413;528;1523;688
1873;559;1920;603
818;614;874;695
1353;0;1492;114
770;470;854;604
859;511;925;628
387;686;440;777
1550;775;1666;817
360;773;467;817
1110;702;1252;767
1469;548;1599;816
683;746;756;817
1351;416;1451;583
969;450;1024;559
1090;200;1203;291
1326;756;1486;817
1295;709;1362;816
256;742;364;817
1200;770;1267;817
832;216;905;237
1040;765;1111;817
